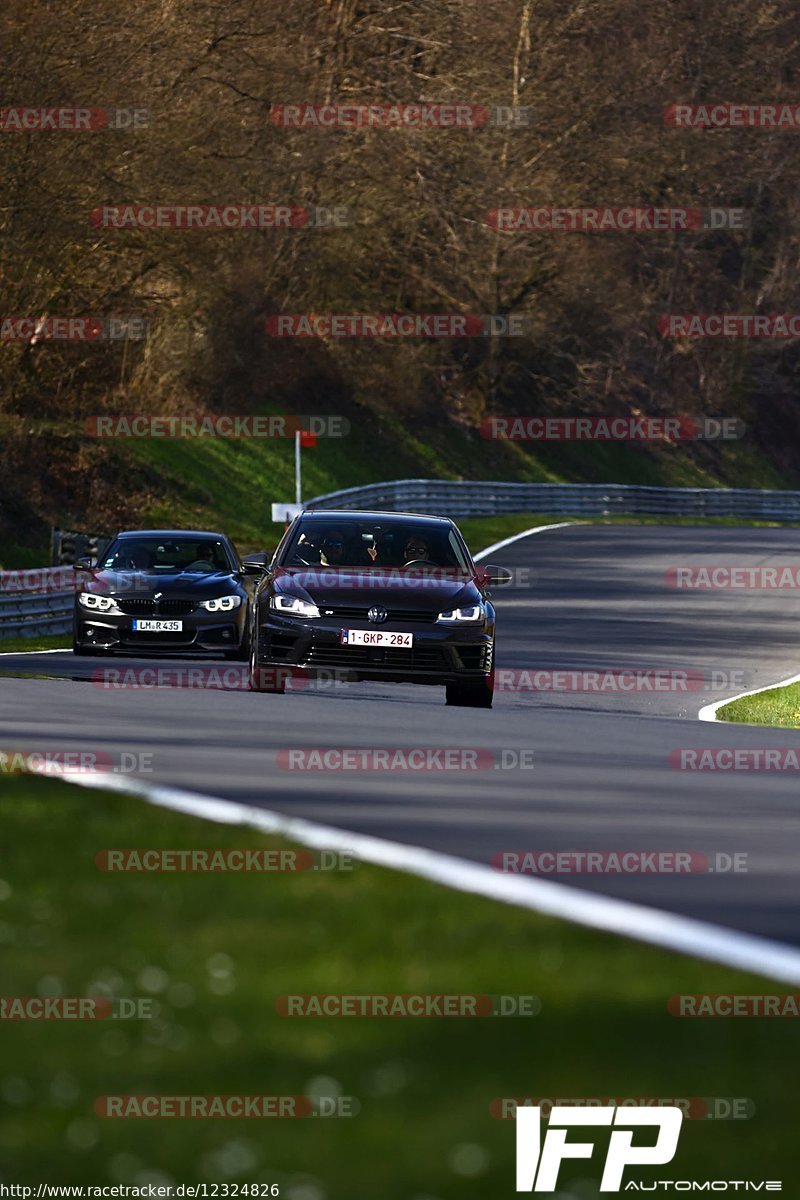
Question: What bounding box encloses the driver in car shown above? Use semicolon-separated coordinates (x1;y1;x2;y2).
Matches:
320;531;348;566
124;547;150;572
402;535;432;565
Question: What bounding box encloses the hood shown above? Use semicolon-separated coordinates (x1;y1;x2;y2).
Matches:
273;567;481;610
82;569;241;598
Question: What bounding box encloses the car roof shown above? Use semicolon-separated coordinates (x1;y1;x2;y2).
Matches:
299;510;454;525
115;529;229;540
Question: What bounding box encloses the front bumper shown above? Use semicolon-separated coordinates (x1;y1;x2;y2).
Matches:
255;611;494;685
74;605;247;654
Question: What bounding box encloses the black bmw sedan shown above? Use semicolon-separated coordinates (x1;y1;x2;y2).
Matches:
72;529;261;657
248;510;511;706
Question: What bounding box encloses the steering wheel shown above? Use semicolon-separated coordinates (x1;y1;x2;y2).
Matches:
186;559;215;572
403;558;438;568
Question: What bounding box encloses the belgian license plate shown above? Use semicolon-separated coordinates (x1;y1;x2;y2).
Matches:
133;619;183;632
340;629;413;648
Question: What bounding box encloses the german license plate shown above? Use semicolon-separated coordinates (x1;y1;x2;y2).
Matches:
133;619;183;632
340;629;413;648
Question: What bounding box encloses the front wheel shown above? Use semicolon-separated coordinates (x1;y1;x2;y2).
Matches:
445;677;493;708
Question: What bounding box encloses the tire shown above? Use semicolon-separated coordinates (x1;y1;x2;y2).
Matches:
445;677;493;708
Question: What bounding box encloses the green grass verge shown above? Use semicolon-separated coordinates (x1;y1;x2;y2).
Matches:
0;775;795;1194
716;679;800;727
0;634;70;654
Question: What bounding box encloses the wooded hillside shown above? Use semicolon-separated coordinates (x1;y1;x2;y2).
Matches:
2;0;800;546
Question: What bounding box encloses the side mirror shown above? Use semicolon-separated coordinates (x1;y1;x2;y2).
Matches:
242;559;268;576
478;564;513;588
73;556;95;571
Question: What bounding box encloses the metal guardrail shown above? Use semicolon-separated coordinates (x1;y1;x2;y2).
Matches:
0;593;73;639
0;527;109;640
305;479;800;521
0;567;74;640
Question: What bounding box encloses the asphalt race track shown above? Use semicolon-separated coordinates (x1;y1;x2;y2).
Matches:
3;523;800;946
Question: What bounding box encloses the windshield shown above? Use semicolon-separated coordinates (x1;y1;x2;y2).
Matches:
281;520;470;571
102;538;234;574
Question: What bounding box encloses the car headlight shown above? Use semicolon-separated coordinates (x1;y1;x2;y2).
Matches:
436;604;484;624
78;593;120;613
200;595;242;612
270;594;320;619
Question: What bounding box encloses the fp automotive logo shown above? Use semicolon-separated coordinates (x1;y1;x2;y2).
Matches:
515;1105;682;1191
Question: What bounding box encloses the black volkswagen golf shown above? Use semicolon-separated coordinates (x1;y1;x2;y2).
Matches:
248;510;510;706
72;529;260;657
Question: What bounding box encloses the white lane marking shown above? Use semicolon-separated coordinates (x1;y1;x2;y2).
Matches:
0;648;66;657
699;671;800;723
55;769;800;985
472;521;581;562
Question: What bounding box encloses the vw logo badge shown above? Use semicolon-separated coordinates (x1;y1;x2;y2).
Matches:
368;606;388;624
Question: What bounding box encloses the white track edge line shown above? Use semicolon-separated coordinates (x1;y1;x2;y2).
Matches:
698;671;800;722
472;521;581;561
54;769;800;986
0;648;65;656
